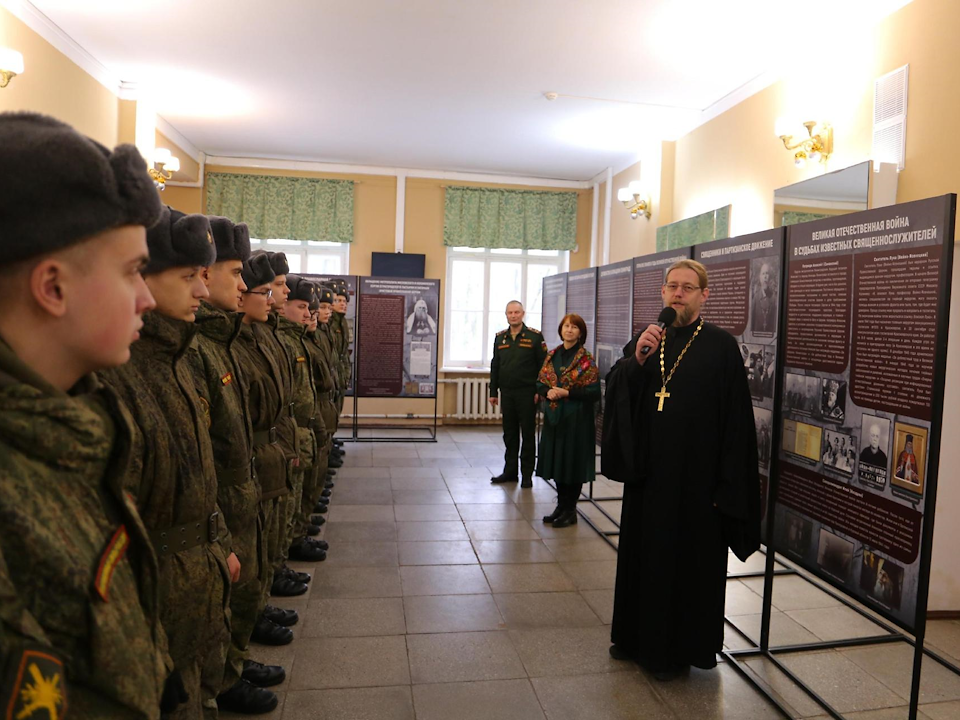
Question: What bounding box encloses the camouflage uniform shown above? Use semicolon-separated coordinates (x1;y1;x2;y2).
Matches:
0;338;171;719
191;302;265;692
304;327;336;488
316;320;342;433
98;311;231;720
329;311;347;415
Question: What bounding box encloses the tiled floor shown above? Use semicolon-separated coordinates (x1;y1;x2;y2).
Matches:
222;426;960;719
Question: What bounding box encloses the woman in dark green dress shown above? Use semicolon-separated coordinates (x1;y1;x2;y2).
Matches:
536;313;601;528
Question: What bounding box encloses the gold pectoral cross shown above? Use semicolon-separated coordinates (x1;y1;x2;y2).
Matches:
655;385;670;412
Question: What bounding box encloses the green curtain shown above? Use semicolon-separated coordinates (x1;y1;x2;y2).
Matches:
205;173;354;243
443;186;578;250
656;205;731;251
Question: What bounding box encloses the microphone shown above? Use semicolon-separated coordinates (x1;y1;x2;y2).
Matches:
640;307;677;355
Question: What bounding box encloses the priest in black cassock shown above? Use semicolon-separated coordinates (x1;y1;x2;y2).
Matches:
602;259;760;681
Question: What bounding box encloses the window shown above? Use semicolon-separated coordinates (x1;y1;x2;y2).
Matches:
444;247;568;368
249;239;350;275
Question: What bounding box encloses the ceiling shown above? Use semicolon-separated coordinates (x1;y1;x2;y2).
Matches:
26;0;912;181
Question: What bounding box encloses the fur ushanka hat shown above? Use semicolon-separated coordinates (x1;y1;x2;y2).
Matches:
264;251;289;277
144;206;216;275
316;285;335;305
0;112;162;263
242;252;275;291
207;216;251;263
285;274;315;304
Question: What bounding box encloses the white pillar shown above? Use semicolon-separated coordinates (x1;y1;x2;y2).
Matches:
602;167;613;265
589;182;600;267
395;172;406;252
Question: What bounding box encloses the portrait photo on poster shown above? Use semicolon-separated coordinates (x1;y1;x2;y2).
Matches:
750;255;779;337
405;295;438;337
820;378;847;423
892;422;927;496
742;343;775;400
860;550;904;611
754;406;773;468
817;527;855;583
785;372;819;415
822;429;857;476
784;512;814;559
858;414;891;490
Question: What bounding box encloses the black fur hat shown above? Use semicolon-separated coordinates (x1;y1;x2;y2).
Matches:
316;285;335;305
309;289;320;312
144;206;216;275
242;252;275;290
207;216;251;262
285;274;316;304
0;112;162;263
266;251;289;277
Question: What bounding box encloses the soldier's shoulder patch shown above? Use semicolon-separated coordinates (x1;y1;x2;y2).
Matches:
496;328;509;336
526;327;542;335
3;647;67;720
220;372;234;386
94;524;129;602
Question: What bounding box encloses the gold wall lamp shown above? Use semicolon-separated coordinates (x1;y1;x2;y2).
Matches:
777;120;833;168
617;181;652;219
0;47;24;88
148;148;180;190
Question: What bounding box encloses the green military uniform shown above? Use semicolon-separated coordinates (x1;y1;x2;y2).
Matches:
192;302;266;692
304;324;336;508
489;324;548;482
0;339;172;719
329;310;347;414
98;311;231;720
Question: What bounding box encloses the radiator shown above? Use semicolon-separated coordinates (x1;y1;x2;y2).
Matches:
452;378;501;420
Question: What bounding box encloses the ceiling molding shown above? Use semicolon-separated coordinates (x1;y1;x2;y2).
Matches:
205;156;589;189
155;115;202;163
1;0;121;95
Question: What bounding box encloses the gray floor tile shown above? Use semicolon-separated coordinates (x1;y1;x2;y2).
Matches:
321;541;399;567
313;566;402;599
396;521;469;542
441;467;497;478
389;466;443;478
219;692;285;719
482;563;577;593
582;588;616;624
288;635;410;690
510;626;627;677
473;540;556;564
400;564;492;596
843;643;960;704
923;620;960;663
778;649;906;713
532;671;673;720
280;686;414;720
787;605;891;642
558;560;619;590
398;541;478;565
741;654;826;717
725;579;766;615
370;456;425;467
494;592;602;629
457;443;503;458
390;477;448;491
650;663;785;719
335;467;392;479
417;447;466;459
741;574;843;612
408;631;526;683
421;457;473;468
404;593;505;633
450;488;515;504
302;597;406;638
922;700;960;719
413;679;545;720
371;447;420;458
727;610;821;646
327;504;395;523
543;537;618;562
466;520;541;541
392;490;454;505
322;521;397;543
456;503;525;521
394;504;462;522
329;486;395;505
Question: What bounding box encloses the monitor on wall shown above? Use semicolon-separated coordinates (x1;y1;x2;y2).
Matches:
371;252;426;278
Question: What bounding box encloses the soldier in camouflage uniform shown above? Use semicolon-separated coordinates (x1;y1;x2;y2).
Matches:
0;112;178;719
232;255;304;650
304;285;338;514
98;207;236;720
328;281;351;466
194;217;282;714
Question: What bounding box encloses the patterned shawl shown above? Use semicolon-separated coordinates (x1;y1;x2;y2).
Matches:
538;344;599;411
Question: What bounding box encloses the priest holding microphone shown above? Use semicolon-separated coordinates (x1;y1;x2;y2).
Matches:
603;259;761;681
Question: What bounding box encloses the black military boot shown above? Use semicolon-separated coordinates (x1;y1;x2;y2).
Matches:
217;679;278;714
321;488;332;498
279;564;311;584
324;479;335;489
251;615;294;645
314;501;328;514
306;523;321;536
490;472;518;484
328;455;343;468
242;659;286;687
542;504;562;523
270;571;307;597
311;514;327;526
521;475;533;488
288;537;327;562
262;605;299;627
551;509;578;528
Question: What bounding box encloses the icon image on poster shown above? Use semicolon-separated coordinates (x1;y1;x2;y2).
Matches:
785;373;819;415
782;418;822;464
754;406;772;468
405;296;438;336
820;378;846;423
821;429;857;476
817;528;854;582
742;343;775;400
892;422;927;496
783;512;813;559
860;550;904;611
750;256;779;337
858;414;891;490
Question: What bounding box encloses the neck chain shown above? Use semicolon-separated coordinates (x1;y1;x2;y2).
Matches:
655;318;704;412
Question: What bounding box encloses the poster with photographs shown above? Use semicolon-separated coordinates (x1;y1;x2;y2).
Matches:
858;415;891;490
565;267;598;355
304;274;358;395
541;273;567;350
355;277;440;398
773;195;955;632
695;228;785;527
783;512;813;559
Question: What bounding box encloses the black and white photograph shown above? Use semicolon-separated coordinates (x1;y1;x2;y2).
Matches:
754;406;772;467
749;256;779;336
822;429;857;476
785;372;819;415
783;512;813;558
742;343;774;400
820;378;846;423
405;294;438;336
817;528;855;582
860;551;904;611
858;415;891;490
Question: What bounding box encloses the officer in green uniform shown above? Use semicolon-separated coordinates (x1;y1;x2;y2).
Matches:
489;301;547;488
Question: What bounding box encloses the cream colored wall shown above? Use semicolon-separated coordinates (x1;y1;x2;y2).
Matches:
0;6;117;146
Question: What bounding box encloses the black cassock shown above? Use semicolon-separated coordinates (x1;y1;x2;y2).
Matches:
603;319;760;671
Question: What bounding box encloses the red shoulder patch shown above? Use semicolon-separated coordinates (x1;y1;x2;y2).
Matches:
93;525;129;602
220;372;233;386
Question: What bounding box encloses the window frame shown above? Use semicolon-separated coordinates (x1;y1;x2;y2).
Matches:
249;238;351;276
443;247;568;370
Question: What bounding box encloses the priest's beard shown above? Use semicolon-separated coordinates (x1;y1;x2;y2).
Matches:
671;303;696;327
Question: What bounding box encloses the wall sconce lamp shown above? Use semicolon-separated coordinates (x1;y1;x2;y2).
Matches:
776;120;833;168
616;181;652;220
148;148;180;190
0;47;25;88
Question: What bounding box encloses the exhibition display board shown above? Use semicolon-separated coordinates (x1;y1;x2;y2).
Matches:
772;195;955;633
355;277;440;398
565;267;598;354
541;273;567;350
694;229;784;530
595;259;634;378
305;273;357;395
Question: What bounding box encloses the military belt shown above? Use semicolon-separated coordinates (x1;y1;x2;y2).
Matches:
149;512;219;557
253;427;278;446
